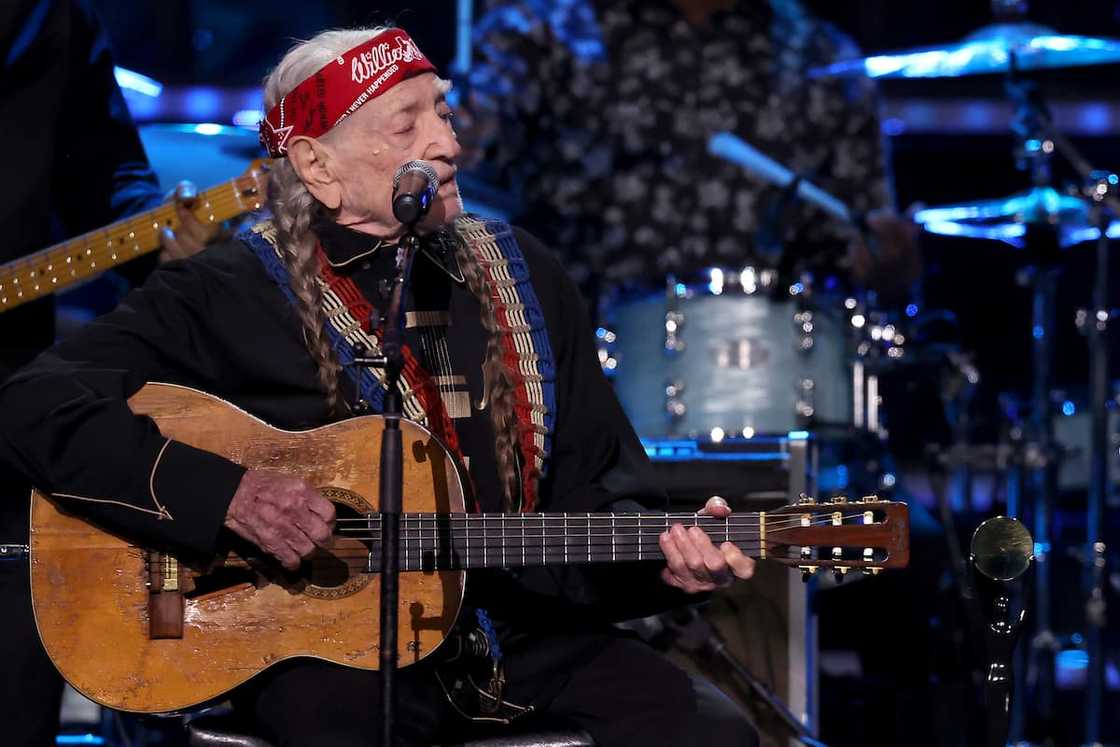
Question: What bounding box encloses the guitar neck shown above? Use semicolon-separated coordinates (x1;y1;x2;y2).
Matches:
347;511;766;571
0;169;266;313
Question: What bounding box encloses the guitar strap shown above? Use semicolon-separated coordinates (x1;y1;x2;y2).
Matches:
241;216;556;512
243;216;558;719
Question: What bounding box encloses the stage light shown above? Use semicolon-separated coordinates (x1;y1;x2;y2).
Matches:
114;66;162;97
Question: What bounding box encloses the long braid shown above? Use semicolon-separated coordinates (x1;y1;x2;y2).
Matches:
262;27;395;418
269;160;346;417
449;219;524;509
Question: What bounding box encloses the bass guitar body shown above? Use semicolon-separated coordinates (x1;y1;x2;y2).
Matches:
30;383;466;714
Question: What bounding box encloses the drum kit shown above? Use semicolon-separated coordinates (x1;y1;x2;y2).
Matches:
598;1;1117;744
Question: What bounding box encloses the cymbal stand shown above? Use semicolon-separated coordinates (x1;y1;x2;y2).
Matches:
1077;172;1115;747
1010;53;1120;742
1037;95;1118;746
1005;55;1063;738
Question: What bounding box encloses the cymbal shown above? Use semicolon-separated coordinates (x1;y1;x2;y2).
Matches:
811;22;1120;79
913;186;1119;248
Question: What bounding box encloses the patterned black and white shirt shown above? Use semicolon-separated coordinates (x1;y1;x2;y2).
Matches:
466;0;892;291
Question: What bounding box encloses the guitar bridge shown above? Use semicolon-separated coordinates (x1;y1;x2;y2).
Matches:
147;551;184;639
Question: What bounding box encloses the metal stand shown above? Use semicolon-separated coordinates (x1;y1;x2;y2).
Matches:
353;232;421;747
1002;52;1065;738
1041;128;1117;745
1081;173;1114;747
1026;265;1060;731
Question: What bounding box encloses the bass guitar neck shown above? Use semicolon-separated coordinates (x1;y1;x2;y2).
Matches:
0;160;269;313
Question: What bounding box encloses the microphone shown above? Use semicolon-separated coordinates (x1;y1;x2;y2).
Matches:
392;160;440;226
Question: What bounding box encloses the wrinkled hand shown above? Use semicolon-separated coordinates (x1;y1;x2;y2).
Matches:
224;470;336;570
848;207;923;298
158;181;223;262
659;496;756;593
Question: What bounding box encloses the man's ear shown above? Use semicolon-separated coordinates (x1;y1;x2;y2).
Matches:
288;137;341;209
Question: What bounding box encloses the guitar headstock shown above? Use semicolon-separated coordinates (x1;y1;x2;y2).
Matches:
763;495;909;579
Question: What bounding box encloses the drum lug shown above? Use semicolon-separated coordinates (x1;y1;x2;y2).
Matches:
664;311;686;353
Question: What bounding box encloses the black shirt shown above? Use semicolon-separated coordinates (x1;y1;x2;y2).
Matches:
0;218;684;623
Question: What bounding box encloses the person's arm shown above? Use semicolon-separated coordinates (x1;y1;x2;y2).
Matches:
458;2;576;176
797;25;919;299
54;1;218;284
0;250;337;564
54;0;162;230
0;259;246;556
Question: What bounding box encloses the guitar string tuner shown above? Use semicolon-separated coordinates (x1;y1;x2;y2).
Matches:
830;495;848;504
834;567;848;583
797;494;816;505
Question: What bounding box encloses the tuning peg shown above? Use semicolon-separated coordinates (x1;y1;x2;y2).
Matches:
799;564;819;582
857;494;878;503
797;494;816;505
830;495;848;504
833;567;848;584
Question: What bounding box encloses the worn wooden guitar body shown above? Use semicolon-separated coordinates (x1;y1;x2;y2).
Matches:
30;383;466;714
30;384;909;714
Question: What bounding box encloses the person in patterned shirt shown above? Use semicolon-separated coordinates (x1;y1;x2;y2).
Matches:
461;0;918;302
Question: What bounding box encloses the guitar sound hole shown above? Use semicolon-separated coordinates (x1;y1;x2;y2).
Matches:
302;499;374;599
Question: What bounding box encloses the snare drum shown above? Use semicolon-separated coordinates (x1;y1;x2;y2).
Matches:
602;271;853;440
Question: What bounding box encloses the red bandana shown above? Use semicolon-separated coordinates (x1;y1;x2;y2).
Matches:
259;29;437;158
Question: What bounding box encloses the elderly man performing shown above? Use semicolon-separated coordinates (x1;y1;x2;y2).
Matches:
0;25;756;746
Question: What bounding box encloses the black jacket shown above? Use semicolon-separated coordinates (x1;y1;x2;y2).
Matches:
0;219;687;624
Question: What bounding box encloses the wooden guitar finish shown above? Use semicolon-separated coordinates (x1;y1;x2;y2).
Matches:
29;384;909;714
30;383;466;714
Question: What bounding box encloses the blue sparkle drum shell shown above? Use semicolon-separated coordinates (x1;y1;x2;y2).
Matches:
603;278;852;440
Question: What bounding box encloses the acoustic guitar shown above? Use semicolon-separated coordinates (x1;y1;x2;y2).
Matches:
29;383;909;714
0;161;269;313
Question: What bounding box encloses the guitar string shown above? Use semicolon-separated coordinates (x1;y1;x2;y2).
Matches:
334;511;877;531
333;509;878;523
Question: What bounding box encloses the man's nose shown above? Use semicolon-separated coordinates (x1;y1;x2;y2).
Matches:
426;124;462;166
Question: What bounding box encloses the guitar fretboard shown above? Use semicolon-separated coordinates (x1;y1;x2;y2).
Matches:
337;512;766;571
0;167;266;312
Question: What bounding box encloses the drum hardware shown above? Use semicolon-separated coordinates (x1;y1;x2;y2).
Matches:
604;270;853;441
0;544;29;559
846;3;1120;736
809;0;1120;81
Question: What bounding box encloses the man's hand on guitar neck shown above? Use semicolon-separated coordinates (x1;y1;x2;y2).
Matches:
658;496;756;594
223;470;337;570
158;181;225;262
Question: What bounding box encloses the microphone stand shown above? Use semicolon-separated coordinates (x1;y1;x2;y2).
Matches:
353;227;421;746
